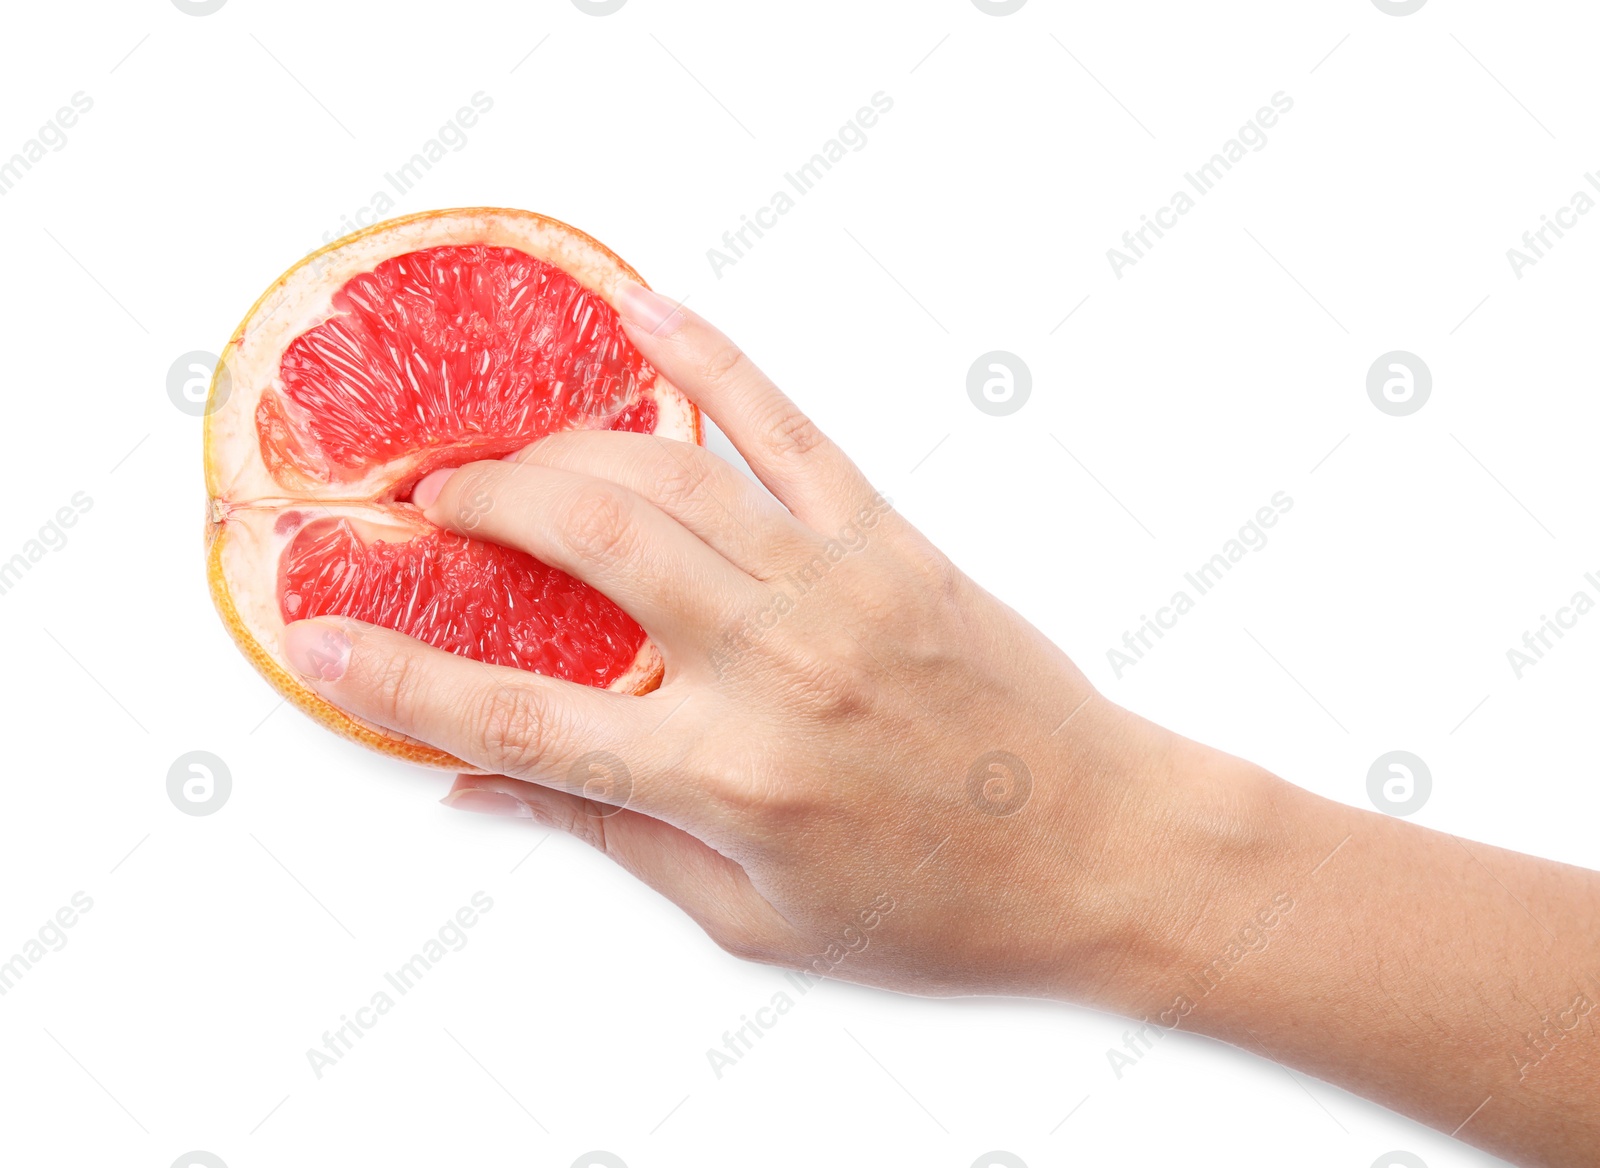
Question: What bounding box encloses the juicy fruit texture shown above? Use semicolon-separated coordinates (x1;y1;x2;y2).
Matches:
267;244;658;682
261;246;658;486
205;208;700;768
279;517;646;686
259;244;660;688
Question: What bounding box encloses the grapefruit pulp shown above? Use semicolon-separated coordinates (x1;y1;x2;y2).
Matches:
204;208;701;768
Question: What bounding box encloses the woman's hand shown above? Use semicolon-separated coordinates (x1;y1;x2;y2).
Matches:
282;284;1600;1166
280;282;1253;1005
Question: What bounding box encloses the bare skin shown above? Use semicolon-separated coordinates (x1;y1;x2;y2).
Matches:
282;283;1600;1166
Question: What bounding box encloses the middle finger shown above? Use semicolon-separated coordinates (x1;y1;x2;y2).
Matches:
509;429;817;579
419;459;755;655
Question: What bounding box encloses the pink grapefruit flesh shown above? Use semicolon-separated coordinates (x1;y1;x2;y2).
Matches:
204;208;700;768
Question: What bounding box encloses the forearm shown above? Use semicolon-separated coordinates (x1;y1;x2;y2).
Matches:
1102;751;1600;1166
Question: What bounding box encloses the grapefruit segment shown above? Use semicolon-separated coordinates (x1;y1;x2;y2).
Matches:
266;245;658;486
204;209;697;769
277;513;647;684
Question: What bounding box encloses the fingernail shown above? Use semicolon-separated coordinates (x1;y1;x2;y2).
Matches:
283;620;351;682
615;281;685;337
412;467;456;509
440;789;533;818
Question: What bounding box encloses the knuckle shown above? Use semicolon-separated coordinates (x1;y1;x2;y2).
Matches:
786;648;874;721
709;925;775;965
908;540;963;600
558;485;636;564
698;340;752;389
446;463;501;530
707;752;821;829
897;548;969;645
365;649;429;729
557;801;608;851
654;448;712;510
928;551;962;599
471;684;555;775
765;407;826;459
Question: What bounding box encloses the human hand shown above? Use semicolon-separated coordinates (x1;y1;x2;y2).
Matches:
279;281;1257;1005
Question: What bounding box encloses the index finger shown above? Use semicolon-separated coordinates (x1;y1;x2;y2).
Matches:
614;281;874;530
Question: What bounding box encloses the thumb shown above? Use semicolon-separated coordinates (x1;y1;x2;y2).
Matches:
443;774;798;965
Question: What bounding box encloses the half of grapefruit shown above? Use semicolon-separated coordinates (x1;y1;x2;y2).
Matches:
204;208;699;768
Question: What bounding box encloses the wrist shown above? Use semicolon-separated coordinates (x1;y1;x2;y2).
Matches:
1062;724;1306;1018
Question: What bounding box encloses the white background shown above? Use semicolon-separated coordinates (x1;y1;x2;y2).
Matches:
0;1;1594;1165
